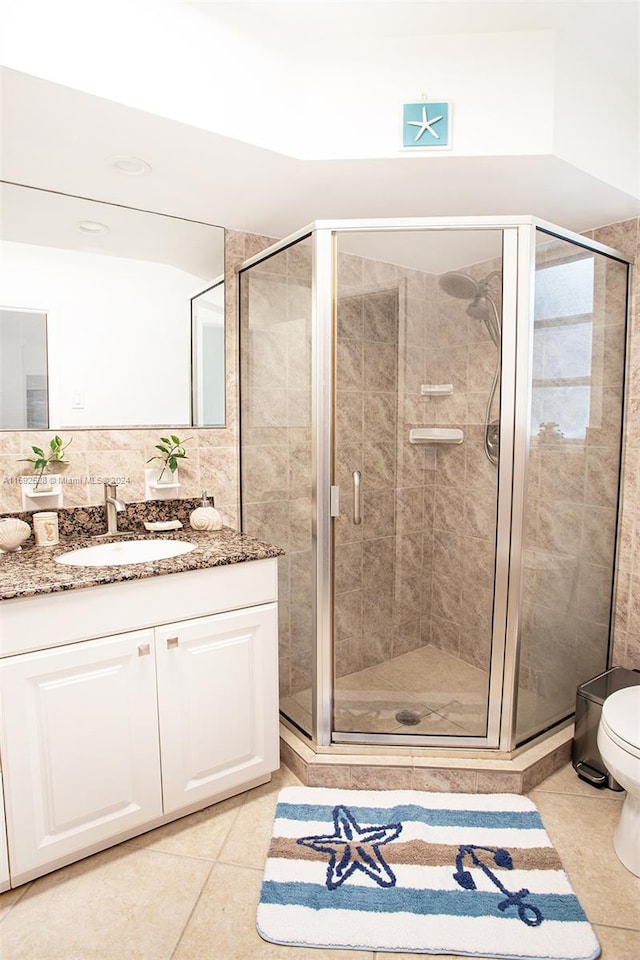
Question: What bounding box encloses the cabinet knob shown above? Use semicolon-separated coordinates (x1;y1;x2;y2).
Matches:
166;636;179;649
137;643;151;657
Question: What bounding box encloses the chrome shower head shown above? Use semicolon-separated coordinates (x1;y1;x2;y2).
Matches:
438;271;479;300
439;270;502;347
466;292;491;321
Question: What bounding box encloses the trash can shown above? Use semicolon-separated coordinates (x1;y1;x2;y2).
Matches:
572;666;640;789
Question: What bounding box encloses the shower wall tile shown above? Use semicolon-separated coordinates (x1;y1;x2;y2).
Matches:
334;493;364;544
337;252;364;288
362;257;398;291
363;341;397;392
335;589;363;641
363;441;396;488
395;485;424;534
364;290;399;343
364;393;397;443
336;393;365;446
404;298;427;346
464;489;497;539
434;485;465;532
393;618;422;657
335;541;364;593
337;295;364;340
537;448;586;502
242;445;290;502
362;536;396;589
289;497;312;551
362;487;396;540
337;339;364;391
395;533;423;580
429;616;461;657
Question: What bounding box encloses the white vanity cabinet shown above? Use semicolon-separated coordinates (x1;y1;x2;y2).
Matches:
0;629;164;880
0;777;10;892
156;604;278;813
0;558;280;887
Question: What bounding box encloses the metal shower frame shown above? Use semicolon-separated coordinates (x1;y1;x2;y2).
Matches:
239;215;630;755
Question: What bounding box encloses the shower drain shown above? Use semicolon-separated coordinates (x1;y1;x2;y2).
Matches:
395;709;422;726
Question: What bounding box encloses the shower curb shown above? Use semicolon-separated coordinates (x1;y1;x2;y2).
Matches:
280;723;573;795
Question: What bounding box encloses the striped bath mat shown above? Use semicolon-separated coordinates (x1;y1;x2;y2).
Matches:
257;787;600;959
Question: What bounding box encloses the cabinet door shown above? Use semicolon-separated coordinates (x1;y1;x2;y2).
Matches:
0;777;10;892
0;629;163;881
156;603;279;813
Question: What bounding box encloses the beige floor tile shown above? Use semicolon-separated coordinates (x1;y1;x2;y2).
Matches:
593;924;640;958
217;766;302;869
124;791;245;860
0;845;211;960
172;861;374;960
0;884;31;922
533;762;625;801
530;789;640;929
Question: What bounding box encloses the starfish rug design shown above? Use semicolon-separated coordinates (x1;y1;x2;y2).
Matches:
296;803;402;889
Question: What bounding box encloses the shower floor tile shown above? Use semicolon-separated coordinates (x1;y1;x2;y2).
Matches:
281;644;491;738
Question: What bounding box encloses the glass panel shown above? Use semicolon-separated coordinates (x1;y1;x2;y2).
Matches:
332;229;503;739
516;232;629;744
238;238;313;736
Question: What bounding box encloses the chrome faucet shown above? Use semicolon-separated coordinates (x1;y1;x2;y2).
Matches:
104;482;126;535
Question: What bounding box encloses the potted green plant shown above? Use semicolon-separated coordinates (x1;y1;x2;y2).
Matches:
147;434;192;484
19;434;72;491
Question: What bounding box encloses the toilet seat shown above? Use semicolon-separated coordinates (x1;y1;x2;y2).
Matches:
600;686;640;758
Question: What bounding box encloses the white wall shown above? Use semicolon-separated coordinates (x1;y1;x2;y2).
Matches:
0;242;199;427
0;1;636;195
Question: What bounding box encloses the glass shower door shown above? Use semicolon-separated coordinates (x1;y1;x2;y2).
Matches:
331;228;506;743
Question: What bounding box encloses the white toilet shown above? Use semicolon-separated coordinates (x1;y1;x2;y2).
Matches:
597;685;640;877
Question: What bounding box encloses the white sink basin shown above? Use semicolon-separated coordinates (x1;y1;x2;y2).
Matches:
56;539;197;567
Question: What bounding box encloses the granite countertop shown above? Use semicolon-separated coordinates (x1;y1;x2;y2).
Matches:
0;524;285;602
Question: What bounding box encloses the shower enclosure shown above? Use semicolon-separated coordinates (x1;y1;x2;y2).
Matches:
238;217;630;754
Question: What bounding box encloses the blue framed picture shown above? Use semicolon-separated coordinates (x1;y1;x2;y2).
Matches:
402;102;450;149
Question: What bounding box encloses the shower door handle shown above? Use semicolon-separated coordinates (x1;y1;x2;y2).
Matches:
352;470;362;525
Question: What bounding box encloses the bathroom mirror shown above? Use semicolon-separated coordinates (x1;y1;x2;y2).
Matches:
0;182;225;430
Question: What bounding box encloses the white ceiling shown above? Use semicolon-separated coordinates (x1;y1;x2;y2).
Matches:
0;182;224;279
189;1;635;57
1;2;638;250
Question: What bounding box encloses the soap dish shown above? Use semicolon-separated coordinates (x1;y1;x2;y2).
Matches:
144;520;183;532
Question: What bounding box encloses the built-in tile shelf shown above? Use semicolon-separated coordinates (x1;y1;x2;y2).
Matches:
421;383;454;396
409;428;464;444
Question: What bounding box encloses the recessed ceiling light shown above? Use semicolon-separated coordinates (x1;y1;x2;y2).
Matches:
77;220;110;235
109;155;152;176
